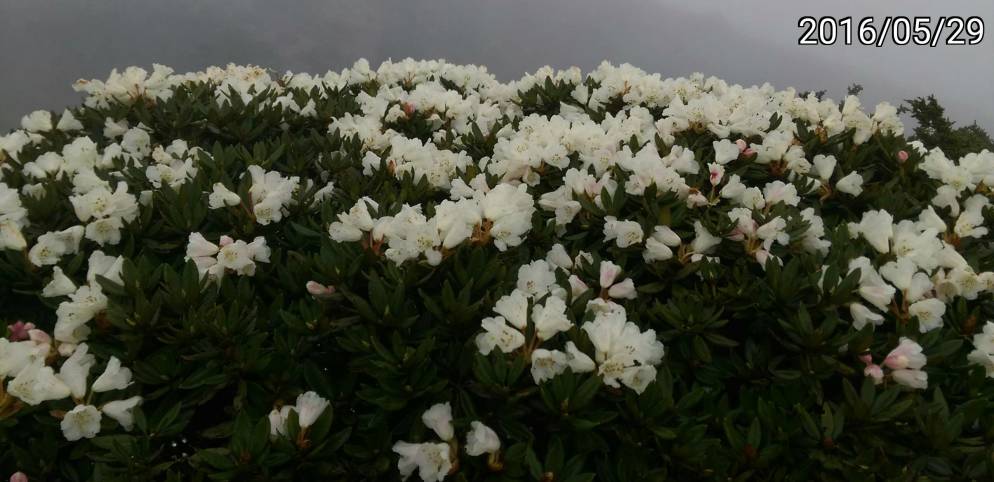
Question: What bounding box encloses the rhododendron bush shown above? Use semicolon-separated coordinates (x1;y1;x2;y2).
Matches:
1;59;994;481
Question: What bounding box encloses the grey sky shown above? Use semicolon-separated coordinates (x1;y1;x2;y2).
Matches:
1;0;992;132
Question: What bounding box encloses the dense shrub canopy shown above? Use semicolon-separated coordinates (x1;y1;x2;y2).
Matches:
1;59;993;481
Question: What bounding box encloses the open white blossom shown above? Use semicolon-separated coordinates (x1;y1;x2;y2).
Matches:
580;304;665;393
7;361;72;405
835;172;864;196
531;348;569;383
54;284;108;343
61;404;102;441
421;402;454;441
246;165;300;225
967;321;994;378
91;356;133;392
603;216;644;248
42;267;78;298
465;421;501;456
184;233;270;280
58;343;95;399
531;297;572;340
295;391;330;428
209;183;242;209
101;396;142;431
28;226;85;266
850;210;894;254
0;339;46;379
475;316;526;355
393;441;451;482
0;183;29;250
884;337;928;390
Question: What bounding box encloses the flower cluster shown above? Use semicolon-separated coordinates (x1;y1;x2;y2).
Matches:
476;249;664;393
393;402;501;482
185;233;271;280
859;337;929;389
328;182;535;264
267;391;330;439
1;334;141;442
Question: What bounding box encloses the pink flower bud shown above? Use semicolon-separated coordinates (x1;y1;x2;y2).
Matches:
218;235;234;247
7;321;35;341
598;262;623;288
306;281;335;299
726;226;745;242
735;139;748;153
28;329;51;346
708;164;725;186
686;192;709;208
568;275;589;298
883;338;925;370
896;150;909;163
864;364;884;384
742;147;756;157
583;179;603;198
754;249;770;265
10;472;28;482
402;102;415;116
607;278;637;300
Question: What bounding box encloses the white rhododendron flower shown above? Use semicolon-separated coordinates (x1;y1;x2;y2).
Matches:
475;316;526;355
42;267;78;298
713;139;739;165
850;210;894;254
209;183;243;209
266;390;329;437
849;303;884;330
61;404;102;441
580;304;665;393
884;337;928;389
58;343;95;399
268;405;293;437
531;297;572;340
516;260;556;298
530;348;569;383
465;421;501;456
644;225;681;262
836;172;864;196
54;284;108;343
603;216;644;248
909;298;946;333
0;183;29;250
392;441;451;482
393;401;471;480
101;396;142;431
91;356;133;392
598;261;637;299
493;289;529;329
7;361;72;405
421;402;454;441
0;339;46;379
246;165;300;225
967;321;994;378
21;110;54;132
295;391;330;428
565;341;596;373
184;233;270;280
28;226;85;266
